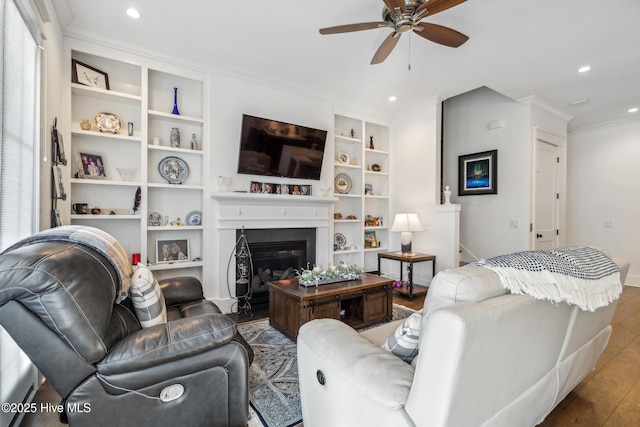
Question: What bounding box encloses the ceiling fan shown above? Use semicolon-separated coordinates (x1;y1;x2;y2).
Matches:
319;0;469;65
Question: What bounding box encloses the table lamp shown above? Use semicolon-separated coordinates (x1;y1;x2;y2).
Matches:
391;213;424;253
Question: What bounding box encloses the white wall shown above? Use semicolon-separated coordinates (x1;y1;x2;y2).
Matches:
389;98;460;282
566;120;640;285
38;1;67;231
443;86;530;260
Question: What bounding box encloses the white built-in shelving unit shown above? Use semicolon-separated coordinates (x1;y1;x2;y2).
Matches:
68;47;208;280
332;114;390;272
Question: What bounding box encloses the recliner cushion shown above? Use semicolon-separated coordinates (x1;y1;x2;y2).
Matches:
130;264;167;327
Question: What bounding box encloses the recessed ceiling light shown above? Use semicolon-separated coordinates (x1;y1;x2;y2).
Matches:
629;107;639;113
388;96;397;102
578;65;591;73
569;98;589;105
126;8;141;19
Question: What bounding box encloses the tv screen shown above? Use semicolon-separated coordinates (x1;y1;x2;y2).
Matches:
237;114;327;180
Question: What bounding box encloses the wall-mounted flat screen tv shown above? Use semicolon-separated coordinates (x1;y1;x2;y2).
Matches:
237;114;327;180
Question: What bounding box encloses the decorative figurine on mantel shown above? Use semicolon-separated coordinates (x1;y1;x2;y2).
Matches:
443;185;452;205
369;136;375;149
190;133;198;150
171;87;180;115
350;128;355;138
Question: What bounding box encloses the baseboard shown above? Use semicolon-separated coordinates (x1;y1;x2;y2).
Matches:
624;274;640;287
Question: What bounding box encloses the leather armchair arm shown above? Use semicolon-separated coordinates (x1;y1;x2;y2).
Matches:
297;319;414;409
158;276;205;306
97;313;236;376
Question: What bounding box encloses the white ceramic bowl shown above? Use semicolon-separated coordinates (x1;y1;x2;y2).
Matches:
116;168;137;181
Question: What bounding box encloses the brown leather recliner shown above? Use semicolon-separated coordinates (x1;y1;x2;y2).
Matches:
0;232;253;427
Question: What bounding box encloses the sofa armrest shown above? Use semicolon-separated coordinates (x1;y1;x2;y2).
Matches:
297;318;414;409
98;313;236;376
158;276;206;306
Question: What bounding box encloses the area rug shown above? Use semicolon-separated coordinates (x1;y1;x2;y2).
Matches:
238;304;416;427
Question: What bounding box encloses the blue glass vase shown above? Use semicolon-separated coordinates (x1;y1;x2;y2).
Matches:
172;87;180;115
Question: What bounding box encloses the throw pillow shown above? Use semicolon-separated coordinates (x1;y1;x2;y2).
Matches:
382;312;422;363
130;263;167;328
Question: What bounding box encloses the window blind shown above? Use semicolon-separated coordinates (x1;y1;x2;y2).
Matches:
0;0;40;424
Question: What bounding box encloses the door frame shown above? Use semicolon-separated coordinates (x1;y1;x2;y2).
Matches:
530;128;567;249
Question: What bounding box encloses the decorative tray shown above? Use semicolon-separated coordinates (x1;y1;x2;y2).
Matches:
334;173;352;194
158;156;189;184
94;112;121;134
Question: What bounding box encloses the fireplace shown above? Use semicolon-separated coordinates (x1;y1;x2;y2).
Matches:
236;228;316;310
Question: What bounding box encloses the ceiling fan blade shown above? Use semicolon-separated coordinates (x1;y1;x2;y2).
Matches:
319;22;386;35
391;0;406;13
416;0;467;17
413;22;468;47
383;0;398;14
371;32;401;65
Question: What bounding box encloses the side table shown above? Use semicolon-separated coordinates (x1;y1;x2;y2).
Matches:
377;252;436;300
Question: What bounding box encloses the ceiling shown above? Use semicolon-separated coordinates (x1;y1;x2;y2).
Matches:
51;0;640;130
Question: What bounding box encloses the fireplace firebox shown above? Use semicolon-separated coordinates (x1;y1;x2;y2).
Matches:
235;228;316;311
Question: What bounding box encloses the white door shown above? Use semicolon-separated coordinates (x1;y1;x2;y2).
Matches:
534;140;559;250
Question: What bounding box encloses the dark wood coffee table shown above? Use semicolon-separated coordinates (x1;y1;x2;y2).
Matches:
268;273;394;341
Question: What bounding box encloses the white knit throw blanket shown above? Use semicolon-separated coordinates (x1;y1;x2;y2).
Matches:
475;247;621;311
4;225;133;303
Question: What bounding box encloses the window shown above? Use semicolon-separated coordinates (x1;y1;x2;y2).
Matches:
0;0;42;424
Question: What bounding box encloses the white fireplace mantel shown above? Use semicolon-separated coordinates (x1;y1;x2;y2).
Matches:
211;191;338;230
210;191;337;311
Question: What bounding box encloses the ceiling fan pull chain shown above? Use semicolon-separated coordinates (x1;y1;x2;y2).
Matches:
408;32;412;71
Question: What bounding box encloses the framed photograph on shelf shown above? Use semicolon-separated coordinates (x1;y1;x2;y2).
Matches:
77;152;106;179
71;59;110;90
458;149;498;196
364;230;378;249
301;185;312;196
364;183;373;195
156;239;190;263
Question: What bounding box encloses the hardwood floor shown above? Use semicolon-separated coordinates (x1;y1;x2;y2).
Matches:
20;286;640;426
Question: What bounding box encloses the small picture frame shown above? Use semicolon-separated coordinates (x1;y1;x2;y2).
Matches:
261;182;273;194
71;59;110;90
77;152;106;179
290;184;302;195
364;230;378;248
364;183;373;195
156;239;190;263
301;185;312;196
458;149;498;196
250;181;261;193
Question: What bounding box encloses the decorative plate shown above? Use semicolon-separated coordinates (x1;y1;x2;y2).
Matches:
94;112;122;134
337;152;350;164
334;173;352;194
185;210;202;225
334;233;346;247
158;156;189;184
371;163;381;172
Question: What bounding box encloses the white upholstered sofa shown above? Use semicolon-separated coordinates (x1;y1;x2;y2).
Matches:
297;256;630;427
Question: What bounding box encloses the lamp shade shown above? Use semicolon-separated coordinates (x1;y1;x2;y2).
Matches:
391;213;424;232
